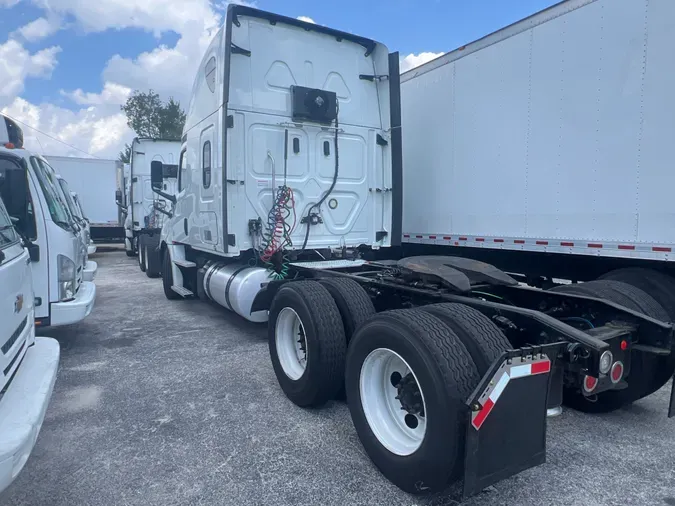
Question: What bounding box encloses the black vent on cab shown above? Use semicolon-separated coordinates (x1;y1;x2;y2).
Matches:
290;86;338;124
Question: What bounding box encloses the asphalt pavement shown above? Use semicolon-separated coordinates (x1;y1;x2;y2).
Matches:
3;248;675;506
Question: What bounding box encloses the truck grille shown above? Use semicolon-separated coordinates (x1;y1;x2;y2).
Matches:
2;316;27;355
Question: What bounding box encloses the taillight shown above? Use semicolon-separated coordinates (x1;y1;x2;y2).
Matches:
610;362;624;384
583;375;598;393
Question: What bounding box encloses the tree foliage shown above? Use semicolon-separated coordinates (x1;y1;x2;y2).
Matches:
119;90;186;162
118;143;132;164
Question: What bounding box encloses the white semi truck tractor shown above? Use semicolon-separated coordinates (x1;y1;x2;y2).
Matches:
151;4;674;500
118;138;179;278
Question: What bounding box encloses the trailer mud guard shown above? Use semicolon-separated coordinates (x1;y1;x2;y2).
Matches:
462;343;564;499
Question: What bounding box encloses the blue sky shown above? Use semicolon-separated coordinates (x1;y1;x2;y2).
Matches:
0;0;558;157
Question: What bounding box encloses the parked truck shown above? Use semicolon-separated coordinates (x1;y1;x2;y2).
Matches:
46;155;124;243
0;157;59;494
149;3;674;500
71;191;97;256
119;138;179;278
55;175;97;282
1;115;96;328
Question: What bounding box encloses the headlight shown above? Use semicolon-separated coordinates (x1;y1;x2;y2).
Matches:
58;254;76;301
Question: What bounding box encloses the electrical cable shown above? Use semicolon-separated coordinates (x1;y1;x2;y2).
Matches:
299;102;340;254
2;113;101;159
258;129;296;279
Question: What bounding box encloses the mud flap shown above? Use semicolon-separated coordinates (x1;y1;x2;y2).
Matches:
462;343;564;499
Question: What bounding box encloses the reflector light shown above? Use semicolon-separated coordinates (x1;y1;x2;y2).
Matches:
4;143;14;149
620;340;628;351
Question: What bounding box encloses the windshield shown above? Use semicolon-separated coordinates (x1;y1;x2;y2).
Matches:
0;195;19;247
58;178;82;220
30;156;72;229
73;193;87;219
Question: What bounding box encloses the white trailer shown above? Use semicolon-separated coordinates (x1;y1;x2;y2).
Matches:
401;0;675;282
46;155;124;243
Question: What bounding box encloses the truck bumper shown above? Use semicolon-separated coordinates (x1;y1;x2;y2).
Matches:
50;281;96;326
87;243;97;255
0;337;60;494
83;260;98;282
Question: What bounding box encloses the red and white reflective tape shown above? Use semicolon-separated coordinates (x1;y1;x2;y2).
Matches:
403;233;674;260
471;356;551;430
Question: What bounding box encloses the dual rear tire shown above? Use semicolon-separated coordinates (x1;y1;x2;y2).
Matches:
267;279;510;495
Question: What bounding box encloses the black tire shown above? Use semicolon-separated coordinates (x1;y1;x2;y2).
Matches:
551;280;668;412
346;309;480;495
597;273;675;397
600;267;675;320
268;281;347;407
138;235;147;272
125;249;135;258
421;303;511;376
145;237;161;279
318;278;375;343
162;249;180;300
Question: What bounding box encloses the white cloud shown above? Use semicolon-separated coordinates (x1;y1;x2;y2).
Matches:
2;97;133;158
61;82;132;106
400;52;444;73
102;19;217;105
297;16;315;24
0;0;21;6
0;39;61;101
14;17;61;42
35;0;220;37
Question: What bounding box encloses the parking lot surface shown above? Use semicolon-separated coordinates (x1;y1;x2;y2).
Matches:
3;248;675;506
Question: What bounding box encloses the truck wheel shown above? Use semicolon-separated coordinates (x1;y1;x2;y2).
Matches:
318;278;375;343
600;267;675;320
138;236;147;273
346;309;480;495
268;281;347;407
420;303;511;375
550;280;668;412
145;238;160;279
162;249;180;300
125;249;135;258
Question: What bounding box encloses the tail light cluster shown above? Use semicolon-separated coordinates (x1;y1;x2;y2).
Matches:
583;341;628;394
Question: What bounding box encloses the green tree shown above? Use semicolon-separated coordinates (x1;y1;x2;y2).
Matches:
119;90;186;162
118;143;132;164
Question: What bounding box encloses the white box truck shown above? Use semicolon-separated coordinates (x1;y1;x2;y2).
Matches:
0;158;59;494
1;115;96;328
150;4;674;500
119;138;179;278
46;155;124;243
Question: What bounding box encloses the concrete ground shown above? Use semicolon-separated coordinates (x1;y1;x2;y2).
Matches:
3;249;675;506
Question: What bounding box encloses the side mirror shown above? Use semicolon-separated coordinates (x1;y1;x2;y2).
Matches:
27;242;40;262
151;161;163;190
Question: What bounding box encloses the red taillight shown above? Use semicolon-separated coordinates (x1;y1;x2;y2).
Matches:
610;362;624;384
4;142;15;149
620;340;629;351
583;375;598;393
